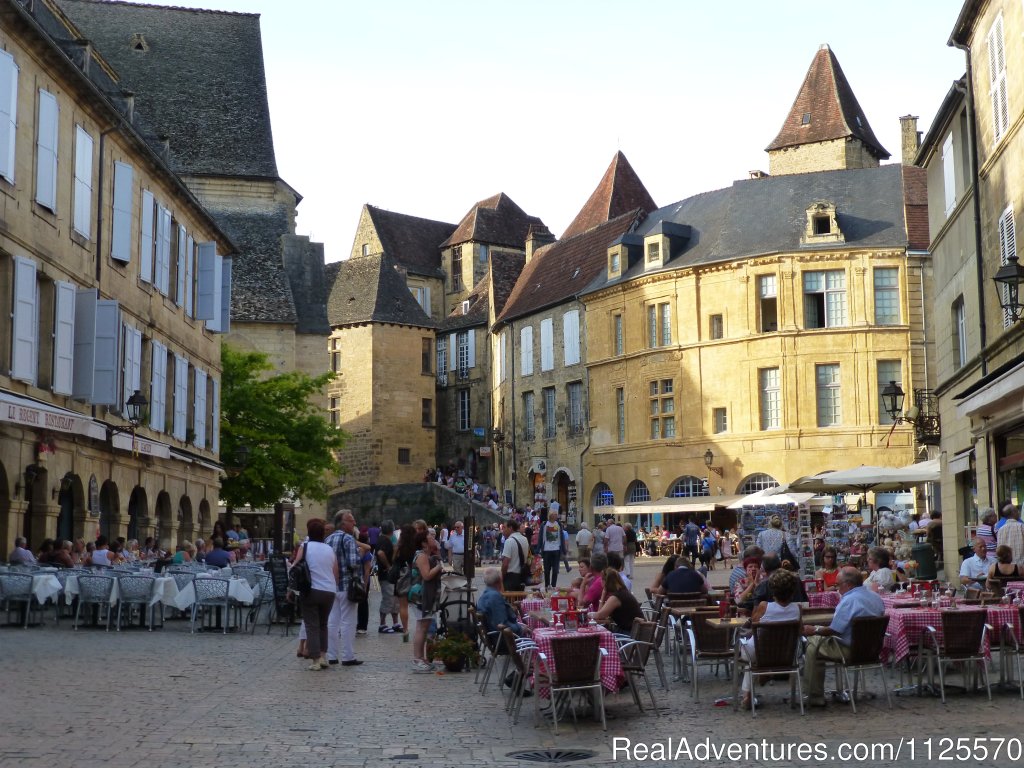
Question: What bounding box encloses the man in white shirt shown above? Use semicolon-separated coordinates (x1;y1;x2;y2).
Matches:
997;509;1024;565
447;521;466;573
439;525;450;563
8;537;36;566
501;519;531;591
959;538;996;590
604;520;625;555
575;523;594;560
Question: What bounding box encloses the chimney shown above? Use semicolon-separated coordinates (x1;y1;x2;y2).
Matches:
525;223;555;263
899;115;921;165
748;170;768;180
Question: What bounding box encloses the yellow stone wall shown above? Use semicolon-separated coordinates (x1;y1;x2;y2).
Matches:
768;137;881;176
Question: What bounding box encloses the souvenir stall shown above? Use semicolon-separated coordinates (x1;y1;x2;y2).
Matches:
730;490;817;576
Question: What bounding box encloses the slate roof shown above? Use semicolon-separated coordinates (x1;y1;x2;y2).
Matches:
902;166;930;251
499;210;644;324
440;193;544;249
766;45;889;160
562;152;658;239
491;252;526;319
282;235;330;334
440;279;489;332
327;254;434;329
365;206;455;279
585;163;915;294
58;0;279;179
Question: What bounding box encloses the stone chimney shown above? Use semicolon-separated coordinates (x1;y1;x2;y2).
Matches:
900;115;921;165
525;223;555;263
749;170;768;180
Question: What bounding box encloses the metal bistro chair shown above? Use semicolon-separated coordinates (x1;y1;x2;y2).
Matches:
999;606;1024;698
475;617;503;694
115;575;158;631
535;633;607;734
828;615;892;712
617;619;660;714
190;577;232;634
732;620;804;717
501;627;536;725
247;572;274;634
919;609;992;703
74;575;116;631
686;611;735;701
0;573;43;628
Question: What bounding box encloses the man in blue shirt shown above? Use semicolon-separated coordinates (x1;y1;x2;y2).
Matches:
801;567;884;706
324;510;362;666
683;518;701;567
476;567;523;642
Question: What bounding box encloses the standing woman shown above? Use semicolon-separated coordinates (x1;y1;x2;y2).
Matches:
623;523;638;579
355;531;374;635
411;530;444;673
292;518;338;671
392;524;417;642
541;511;563;590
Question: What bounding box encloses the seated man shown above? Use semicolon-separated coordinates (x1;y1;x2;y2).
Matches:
801;567;884;706
959;537;995;591
657;557;709;595
476;567;523;646
8;537;37;566
204;537;234;568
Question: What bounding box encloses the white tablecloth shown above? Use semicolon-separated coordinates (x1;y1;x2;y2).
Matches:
31;574;62;604
172;576;255;611
63;574;179;607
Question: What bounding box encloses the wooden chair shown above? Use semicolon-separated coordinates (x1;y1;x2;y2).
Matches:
686;611;734;701
732;620;804;717
617;619;659;714
919;610;992;703
501;627;536;724
828;615;891;712
535;633;607;734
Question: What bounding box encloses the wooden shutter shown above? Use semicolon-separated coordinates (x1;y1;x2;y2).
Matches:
540;318;553;371
0;50;18;182
111;162;133;262
184;235;195;317
521;326;533;376
155;205;171;294
175;225;187;305
563;309;580;366
499;331;506;382
989;14;1009;142
449;333;457;371
217;257;232;333
92;300;120;405
11;255;38;383
1000;205;1017;328
53;280;76;395
193;368;207;449
122;324;142;417
139;190;154;282
149;340;166;432
73;126;93;238
35;89;58;210
196;242;217;320
942;134;955;217
72;288;97;400
211;377;220;454
173;354;188;441
467;327;476;368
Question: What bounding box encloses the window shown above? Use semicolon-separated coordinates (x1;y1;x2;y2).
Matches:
139;190;154;283
739;474;779;494
329;396;339;427
421;398;432;427
813;215;831;235
11;256;38;384
649;379;675;439
804;270;847;328
173;355;189;440
709;314;723;340
669;476;708;497
154;205;172;295
610;251;620;274
458;389;470;431
498;330;507;383
613;313;623;355
52;281;75;395
815;363;841;427
999;205;1016;328
952;296;967;370
456;330;471;378
421;338;432;375
540;318;554;371
646;242;660;263
563;310;580;366
659;303;671;345
647;303;671;347
568;381;584;435
942;133;956;216
616;387;625;444
523;391;536;441
758;275;777;332
647;304;657;348
543;387;556;439
121;325;142;419
594;483;614;507
73;126;93;238
759;367;780;430
149;340;167;432
398;448;411;465
520;326;533;376
436;336;447;385
877;360;902;425
410;285;430;317
873;268;900;325
451;245;463;291
0;49;18;183
330;338;341;373
801;112;811;125
988;13;1009;143
35;89;58;211
627;481;651;504
361;243;370;256
175;224;187;306
713;407;727;434
478;244;488;263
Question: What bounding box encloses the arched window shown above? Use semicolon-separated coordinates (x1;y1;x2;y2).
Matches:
592;482;615;507
668;476;709;498
627;481;651;504
738;473;779;494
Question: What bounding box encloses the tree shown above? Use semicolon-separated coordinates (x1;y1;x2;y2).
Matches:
219;344;346;509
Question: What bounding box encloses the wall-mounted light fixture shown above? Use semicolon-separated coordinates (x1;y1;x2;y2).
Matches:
703;448;723;477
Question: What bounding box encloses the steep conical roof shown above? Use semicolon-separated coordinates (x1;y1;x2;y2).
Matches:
766;45;889;160
440;192;544;249
561;151;657;239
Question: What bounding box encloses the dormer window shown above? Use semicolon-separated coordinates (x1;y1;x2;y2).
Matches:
130;33;149;52
608;248;621;279
361;243;370;256
801;112;811;125
647;242;660;263
461;300;470;315
802;201;844;245
813;215;831;235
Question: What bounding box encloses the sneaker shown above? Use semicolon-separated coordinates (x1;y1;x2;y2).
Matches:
432;660;446;670
356;629;367;635
391;623;404;633
412;660;433;673
307;660;324;671
378;625;394;634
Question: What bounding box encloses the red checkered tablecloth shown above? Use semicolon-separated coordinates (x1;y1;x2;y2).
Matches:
809;591;840;609
532;625;623;698
881;593;952;609
1006;581;1024;594
883;606;1009;664
521;597;547;630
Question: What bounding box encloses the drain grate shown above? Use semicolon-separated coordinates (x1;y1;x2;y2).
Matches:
506;749;596;764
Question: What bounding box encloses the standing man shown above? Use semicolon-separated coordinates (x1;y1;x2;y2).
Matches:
325;510;363;666
447;520;466;573
605;519;625;559
375;520;400;633
439;524;450;564
683;517;702;567
996;506;1024;565
575;523;594;561
500;519;530;591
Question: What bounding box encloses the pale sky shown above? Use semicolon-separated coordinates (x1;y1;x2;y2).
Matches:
130;0;967;263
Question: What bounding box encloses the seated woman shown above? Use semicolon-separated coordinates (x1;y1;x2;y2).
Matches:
739;568;801;709
864;547;896;592
49;540;74;568
986;545;1023;595
592;568;643;633
650;555;678;594
733;556;762;608
580;554;608;612
815;547;840;590
570;558;593;606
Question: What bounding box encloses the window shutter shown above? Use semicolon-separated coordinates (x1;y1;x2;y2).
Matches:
111;162;133;262
139;190;154;282
422;286;431;318
449;333;457;371
73;126;93;238
11;255;38;383
196;242;217;320
211;378;220;455
150;340;166;432
467;328;476;368
184;235;194;317
173;354;188;441
175;225;186;305
0;50;18;182
92;300;120;405
155;205;171;294
53;280;76;395
193;368;207;449
499;331;506;383
563;309;580;366
989;15;1009;141
35;89;58;210
521;326;533;376
942;134;955;217
540;318;553;371
72;289;96;400
122;324;142;418
217;257;232;333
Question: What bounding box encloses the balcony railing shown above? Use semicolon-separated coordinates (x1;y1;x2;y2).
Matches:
436;372;448;388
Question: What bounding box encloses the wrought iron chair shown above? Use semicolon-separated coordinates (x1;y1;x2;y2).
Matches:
685;611;735;700
500;627;536;725
732;620;804;717
115;575;157;630
190;577;231;634
535;633;607;734
919;609;992;703
998;606;1024;698
0;573;42;627
74;575;116;631
617;619;659;714
828;615;892;712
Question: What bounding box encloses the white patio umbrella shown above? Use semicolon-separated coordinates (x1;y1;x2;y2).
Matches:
772;459;939;495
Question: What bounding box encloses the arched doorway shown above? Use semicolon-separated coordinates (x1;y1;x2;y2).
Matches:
99;480;119;542
198;498;211;538
154;491;173;549
178;496;194;546
56;474;74;543
551;469;573;520
22;464;47;547
127;486;148;542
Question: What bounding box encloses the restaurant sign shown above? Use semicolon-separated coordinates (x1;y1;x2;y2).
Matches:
0;392;106;440
111;432;171;458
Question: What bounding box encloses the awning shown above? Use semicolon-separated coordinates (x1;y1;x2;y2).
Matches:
608;495;743;515
948;449;973;475
111;432;171;459
728;489;822;509
954;354;1024;420
0;390;106;440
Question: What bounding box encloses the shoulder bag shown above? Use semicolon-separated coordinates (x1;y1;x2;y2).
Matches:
347;564;368;603
288;543;312;595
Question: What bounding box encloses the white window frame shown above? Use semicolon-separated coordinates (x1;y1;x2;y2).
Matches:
759;367;780;430
659;303;671;346
520;325;534;376
613;313;623;356
803;270;847;328
458;388;470;431
616;387;625;444
540;318;554;371
121;324;142;419
11;255;38;384
815;363;842;427
35;89;58;211
436;336;447;385
52;281;76;395
713;407;727;434
568;381;584;434
0;49;18;183
523;391;535;441
150;340;167;432
873;267;900;325
72;125;93;238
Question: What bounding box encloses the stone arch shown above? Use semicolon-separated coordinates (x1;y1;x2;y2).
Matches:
198;498;212;538
736;473;780;495
550;468;574;517
625;480;651;504
178;496;194;545
590;482;614;510
99;480;119;542
22;464;48;546
154;491;173;550
127;486;148;542
666;475;709;498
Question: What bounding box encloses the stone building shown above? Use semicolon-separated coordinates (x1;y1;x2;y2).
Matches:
0;0;233;554
580;48;932;521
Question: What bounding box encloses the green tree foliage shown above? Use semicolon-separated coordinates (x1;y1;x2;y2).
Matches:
220;344;345;509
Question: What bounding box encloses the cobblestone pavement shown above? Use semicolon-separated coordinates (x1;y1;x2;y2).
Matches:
1;559;1021;768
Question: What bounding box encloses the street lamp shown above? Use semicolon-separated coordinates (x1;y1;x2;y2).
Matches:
881;381;920;424
108;390;148;438
703;448;723;477
994;255;1024;323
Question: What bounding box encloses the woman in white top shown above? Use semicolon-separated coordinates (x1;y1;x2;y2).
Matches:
739;569;801;709
291;519;339;670
864;546;896;592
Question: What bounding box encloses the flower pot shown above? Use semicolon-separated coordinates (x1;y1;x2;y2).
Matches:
442;656;466;672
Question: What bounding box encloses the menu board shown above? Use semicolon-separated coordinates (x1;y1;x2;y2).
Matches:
267;554;295;632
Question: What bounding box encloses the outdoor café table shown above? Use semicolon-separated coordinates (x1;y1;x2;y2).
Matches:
521;597;547;630
63;573;179;608
532;624;623;699
808;591;840;609
29;572;62;604
1006;581;1024;594
171;574;254;611
882;605;1014;664
881;593;952;609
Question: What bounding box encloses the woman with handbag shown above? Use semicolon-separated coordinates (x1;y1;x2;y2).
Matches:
411;531;444;673
390;524;417;642
291;519;338;670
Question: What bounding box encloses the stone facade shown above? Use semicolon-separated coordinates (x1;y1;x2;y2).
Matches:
769;137;881;176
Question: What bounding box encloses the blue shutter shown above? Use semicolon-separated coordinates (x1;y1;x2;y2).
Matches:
0;50;18;182
175;225;186;305
217;257;232;333
173;354;188;441
121;324;142;417
53;281;76;395
92;300;120;405
467;328;476;368
35;90;58;210
11;255;38;383
211;377;220;454
196;242;216;320
193;368;207;449
73;126;93;238
139;190;154;282
72;288;97;400
149;340;166;432
110;162;133;262
184;235;194;317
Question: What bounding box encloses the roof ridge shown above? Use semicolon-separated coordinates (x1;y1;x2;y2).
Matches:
62;0;259;18
561;151;656;239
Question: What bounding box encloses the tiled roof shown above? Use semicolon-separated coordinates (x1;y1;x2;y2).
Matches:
766;45;889;160
440;193;544;249
440;279;489;332
562;152;657;239
59;0;280;179
902;166;930;251
586;164;913;294
499;210;643;323
491;252;526;319
365;205;455;279
327;254;434;329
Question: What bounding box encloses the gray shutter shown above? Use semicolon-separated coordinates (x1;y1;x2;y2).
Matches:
11;255;38;383
122;324;142;417
540;318;553;371
92;300;120;405
467;328;476;368
422;286;431;318
72;288;97;400
196;242;217;320
139;190;154;282
217;257;232;333
563;310;580;366
154;205;171;294
149;340;166;432
0;50;18;182
175;225;186;305
184;235;195;317
35;89;58;210
73;126;93;238
521;326;533;376
52;280;76;395
173;354;188;441
193;368;207;449
448;333;457;371
111;162;133;262
211;377;220;455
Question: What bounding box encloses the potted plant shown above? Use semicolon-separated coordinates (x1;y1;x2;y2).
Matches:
430;632;478;672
